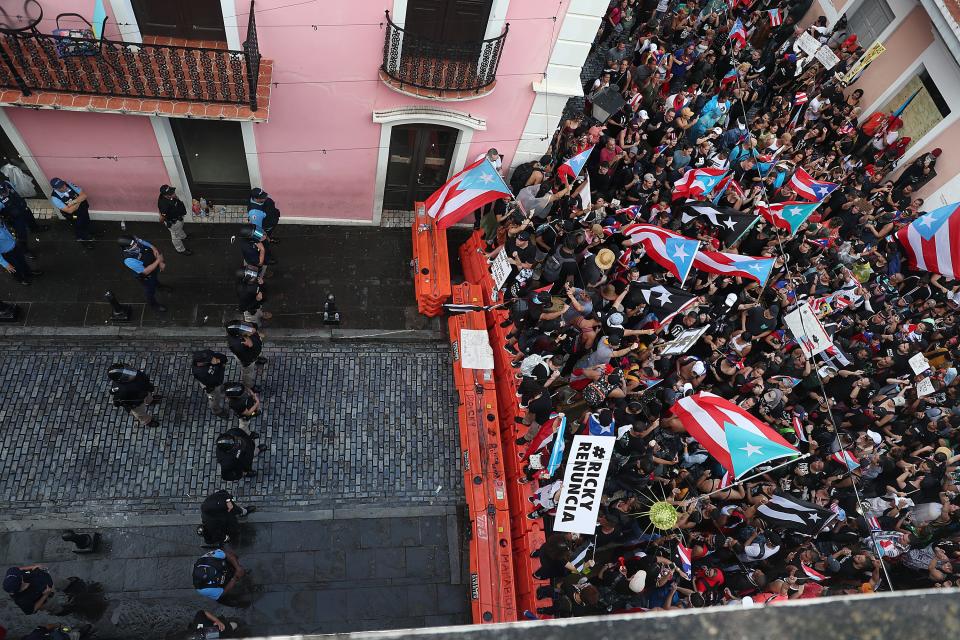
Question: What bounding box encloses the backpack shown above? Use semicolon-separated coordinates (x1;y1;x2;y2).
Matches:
520;354;550;377
192;553;227;589
510;161;538;195
541;250;575;283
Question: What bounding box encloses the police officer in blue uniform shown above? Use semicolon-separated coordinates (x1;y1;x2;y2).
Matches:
236;224;270;278
247;189;278;266
49;178;93;247
0;180;47;259
0;221;41;285
117;235;167;312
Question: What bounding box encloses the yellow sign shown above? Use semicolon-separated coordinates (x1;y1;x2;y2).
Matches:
841;40;886;85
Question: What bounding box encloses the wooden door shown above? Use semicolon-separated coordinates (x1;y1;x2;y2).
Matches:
383;125;458;211
131;0;227;41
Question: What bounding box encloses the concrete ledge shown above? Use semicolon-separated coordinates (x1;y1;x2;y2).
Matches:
0;326;444;341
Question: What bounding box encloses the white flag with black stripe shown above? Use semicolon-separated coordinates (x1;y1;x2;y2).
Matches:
758;492;836;535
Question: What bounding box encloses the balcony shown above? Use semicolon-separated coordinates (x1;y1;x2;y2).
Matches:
379;10;507;100
0;0;271;121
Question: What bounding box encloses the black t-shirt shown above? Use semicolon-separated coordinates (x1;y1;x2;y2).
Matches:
745;307;778;334
9;568;53;614
111;372;153;406
240;241;262;266
236;282;262;313
192;351;226;389
216;428;255;479
528;393;553;425
158;196;187;222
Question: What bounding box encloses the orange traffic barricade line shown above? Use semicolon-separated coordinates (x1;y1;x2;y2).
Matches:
468;508;518;623
411;202;451;316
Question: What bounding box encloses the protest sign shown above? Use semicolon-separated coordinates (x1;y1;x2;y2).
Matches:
460;329;495;370
490;250;511;292
662;325;711;356
784;302;831;358
553;435;615;534
909;352;931;375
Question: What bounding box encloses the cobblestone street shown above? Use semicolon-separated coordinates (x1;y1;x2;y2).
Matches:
0;338;463;518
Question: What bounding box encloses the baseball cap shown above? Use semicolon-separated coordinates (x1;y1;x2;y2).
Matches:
159;184;176;195
3;567;23;593
628;146;639;155
517;230;531;241
691;360;706;377
50;177;65;188
250;187;268;199
637;110;649;120
643;173;655;182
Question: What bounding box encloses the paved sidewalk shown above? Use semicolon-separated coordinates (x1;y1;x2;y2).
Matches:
0;219;469;331
0;339;462;518
0;509;469;638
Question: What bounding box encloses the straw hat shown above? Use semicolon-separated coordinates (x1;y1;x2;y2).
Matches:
595;249;616;270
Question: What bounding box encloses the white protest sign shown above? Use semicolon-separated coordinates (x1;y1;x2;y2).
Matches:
814;45;840;70
460;328;495;370
784;302;832;358
909;352;931;375
916;378;935;398
796;32;822;57
662;325;711;356
553;435;615;534
490;250;512;292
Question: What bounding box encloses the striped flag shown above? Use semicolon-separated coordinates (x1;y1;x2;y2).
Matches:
546;414;568;476
556;145;595;182
791;412;808;443
676;543;693;579
800;563;827;581
896;202;960;278
789;167;839;202
758;200;821;236
721;67;738;87
794;92;809;105
728;18;747;48
831;449;860;471
768;8;783;26
425;158;513;229
670;393;799;479
622;223;701;286
673;167;728;201
758;493;837;535
691;250;775;285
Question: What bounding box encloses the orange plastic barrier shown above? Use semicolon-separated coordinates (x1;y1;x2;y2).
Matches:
468;508;518;622
412;202;451;317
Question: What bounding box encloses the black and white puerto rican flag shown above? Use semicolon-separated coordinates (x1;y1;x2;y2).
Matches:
757;492;837;535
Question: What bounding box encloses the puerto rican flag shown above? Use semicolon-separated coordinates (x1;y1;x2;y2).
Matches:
896;202;960;278
768;8;783;26
800;563;827;581
425;158;513;229
794;91;809;105
691;250;775;285
556;144;595;183
622;223;700;286
670;393;799;479
831;449;860;471
673;167;727;201
676;543;693;579
789;167;839;202
728;18;747;48
720;67;738;87
758;200;821;236
792;412;808;443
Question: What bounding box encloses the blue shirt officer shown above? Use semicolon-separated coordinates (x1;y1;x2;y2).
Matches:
0;222;41;285
247;188;278;266
118;235;167;312
0;180;47;259
49;177;93;245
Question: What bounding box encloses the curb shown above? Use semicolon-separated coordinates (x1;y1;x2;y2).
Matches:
0;326;446;341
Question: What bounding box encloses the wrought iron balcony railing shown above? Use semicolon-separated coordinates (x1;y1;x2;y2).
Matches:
0;0;262;111
381;10;507;94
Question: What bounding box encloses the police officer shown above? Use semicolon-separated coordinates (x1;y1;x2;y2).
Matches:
191;350;228;418
215;428;259;480
248;187;281;244
0;221;41;285
107;363;160;427
118;235;167;312
224;382;261;434
158;185;192;256
199;489;254;546
49;178;93;246
236;224;270;279
0;180;47;259
236;267;272;325
225;322;266;389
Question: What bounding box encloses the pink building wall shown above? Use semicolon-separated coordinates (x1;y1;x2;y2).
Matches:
236;0;570;220
7;109;168;212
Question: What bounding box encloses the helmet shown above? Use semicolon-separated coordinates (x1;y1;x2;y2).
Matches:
117;235;135;248
192;350;214;366
225;322;257;337
237;224;265;242
224;383;246;398
215;433;238;450
106;363;137;382
237;267;260;284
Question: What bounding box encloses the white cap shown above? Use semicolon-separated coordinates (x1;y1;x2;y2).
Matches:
629;570;647;593
866;430;882;445
638;110;649;120
691;361;706;377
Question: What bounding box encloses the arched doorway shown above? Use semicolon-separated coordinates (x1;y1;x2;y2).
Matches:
382;123;458;210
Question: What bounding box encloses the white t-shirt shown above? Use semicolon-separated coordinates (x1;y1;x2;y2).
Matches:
476;153;502;172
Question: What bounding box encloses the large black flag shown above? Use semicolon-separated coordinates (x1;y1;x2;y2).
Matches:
757;492;837;535
635;283;699;325
681;204;758;247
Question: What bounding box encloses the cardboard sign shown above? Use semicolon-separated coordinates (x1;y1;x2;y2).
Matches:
916;378;935;398
553;435;615;534
814;45;840;70
909;352;931;375
841;40;885;85
460;328;495;370
490;250;511;292
796;32;822;57
662;325;711;356
784;302;832;358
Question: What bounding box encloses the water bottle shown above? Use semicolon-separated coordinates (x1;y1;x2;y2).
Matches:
120;220;126;231
199;197;208;217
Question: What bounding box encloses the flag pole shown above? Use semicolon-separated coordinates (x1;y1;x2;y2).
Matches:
700;453;811;500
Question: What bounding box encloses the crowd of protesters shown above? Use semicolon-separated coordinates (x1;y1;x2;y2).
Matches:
484;0;960;616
